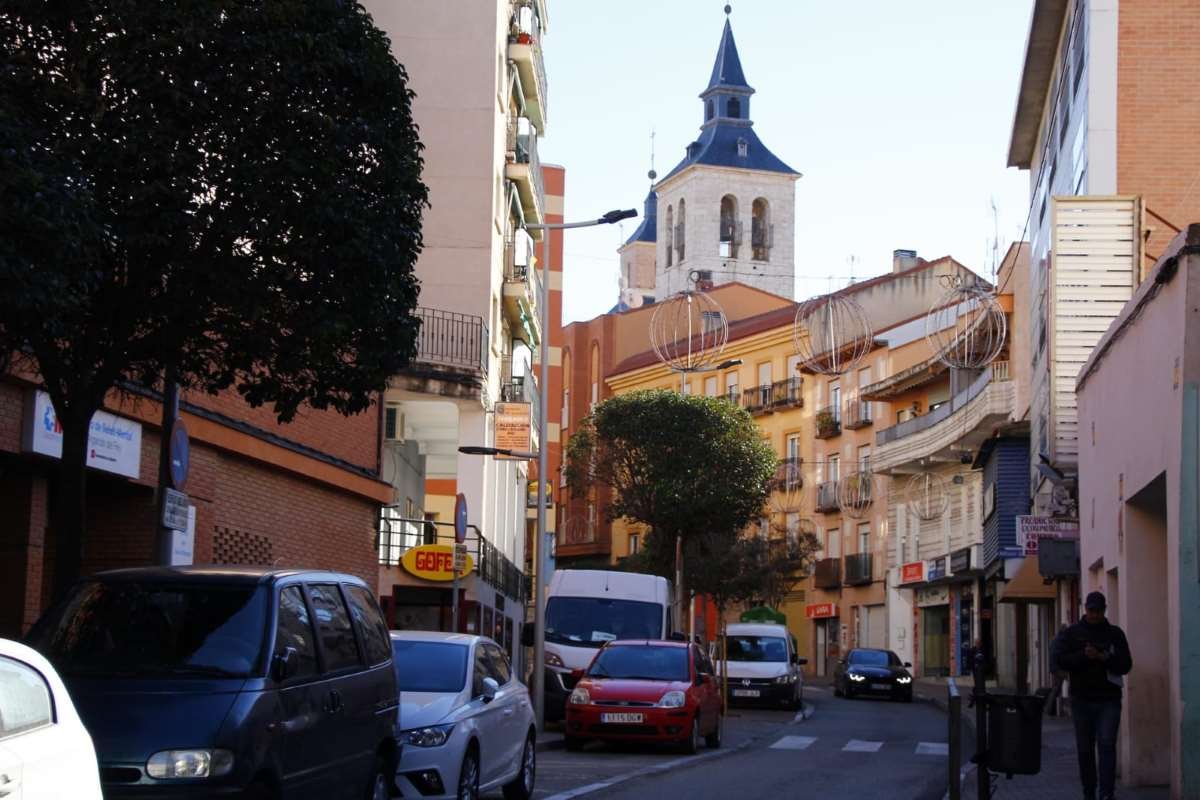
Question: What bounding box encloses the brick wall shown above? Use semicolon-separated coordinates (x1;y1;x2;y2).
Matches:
1117;0;1200;260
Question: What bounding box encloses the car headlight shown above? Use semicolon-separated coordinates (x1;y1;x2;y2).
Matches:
897;676;912;684
404;724;455;748
545;652;565;668
658;690;686;708
774;674;796;684
848;673;866;682
146;749;234;779
569;687;591;705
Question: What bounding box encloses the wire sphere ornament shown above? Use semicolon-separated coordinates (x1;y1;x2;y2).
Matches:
837;470;875;520
792;292;874;376
905;471;950;522
768;459;806;515
925;276;1007;370
649;283;729;373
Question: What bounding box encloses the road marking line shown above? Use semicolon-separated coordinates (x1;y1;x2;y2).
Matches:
916;742;949;756
842;739;884;752
769;735;817;750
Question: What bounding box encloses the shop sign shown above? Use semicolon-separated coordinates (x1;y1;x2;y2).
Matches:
900;561;926;584
805;602;837;619
950;547;971;573
23;390;143;479
495;402;531;458
917;585;949;607
927;557;946;581
401;544;475;582
526;480;554;509
1016;516;1079;556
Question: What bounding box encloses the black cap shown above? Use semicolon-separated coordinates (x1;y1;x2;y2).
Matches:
1085;591;1107;611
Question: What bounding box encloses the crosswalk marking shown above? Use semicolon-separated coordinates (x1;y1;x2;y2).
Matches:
842;739;884;752
916;742;949;756
769;735;817;750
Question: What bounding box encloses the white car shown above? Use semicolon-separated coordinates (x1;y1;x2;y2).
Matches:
714;623;806;709
391;631;535;800
0;638;102;799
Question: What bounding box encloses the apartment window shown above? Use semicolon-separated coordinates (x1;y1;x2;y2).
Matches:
857;444;871;472
787;354;801;378
725;370;738;399
830;381;841;420
704;376;718;397
786;434;801;462
719;195;738;258
681;379;692;396
827;527;841;558
858;366;872;420
858;522;870;555
757;361;772;388
629;533;640;555
828;453;840;481
751;198;770;261
785;512;800;546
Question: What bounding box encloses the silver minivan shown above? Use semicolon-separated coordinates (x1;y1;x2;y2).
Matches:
714;623;806;709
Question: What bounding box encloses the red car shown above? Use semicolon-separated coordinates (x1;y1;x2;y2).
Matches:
564;639;723;753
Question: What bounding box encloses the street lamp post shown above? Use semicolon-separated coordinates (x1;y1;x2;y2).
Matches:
523;208;635;731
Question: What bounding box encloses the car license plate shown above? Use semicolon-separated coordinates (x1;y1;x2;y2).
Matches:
732;689;760;697
871;683;890;691
600;712;643;724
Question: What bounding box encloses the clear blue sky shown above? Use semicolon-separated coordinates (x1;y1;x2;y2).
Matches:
538;0;1036;323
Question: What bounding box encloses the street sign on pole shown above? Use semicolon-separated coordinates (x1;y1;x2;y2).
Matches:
454;493;468;544
453;543;468;572
161;488;189;532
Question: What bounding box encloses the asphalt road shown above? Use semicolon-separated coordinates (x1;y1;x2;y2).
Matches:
521;685;975;800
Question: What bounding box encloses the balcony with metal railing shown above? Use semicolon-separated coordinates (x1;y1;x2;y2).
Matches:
844;552;873;586
506;116;544;225
499;359;541;448
773;457;804;492
813;557;841;589
502;236;542;346
742;384;773;415
771;377;803;408
507;1;548;132
399;308;489;394
815;479;840;513
843;399;873;430
815;404;841;439
720;386;741;407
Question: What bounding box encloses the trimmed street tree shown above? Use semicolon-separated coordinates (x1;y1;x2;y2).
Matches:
564;389;777;627
0;0;428;597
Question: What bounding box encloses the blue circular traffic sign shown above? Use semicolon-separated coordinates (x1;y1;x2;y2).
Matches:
454;493;468;543
169;420;190;491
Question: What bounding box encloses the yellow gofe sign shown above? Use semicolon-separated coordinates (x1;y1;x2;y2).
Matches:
401;544;474;582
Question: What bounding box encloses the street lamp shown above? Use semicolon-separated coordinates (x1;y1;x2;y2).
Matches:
522;207;636;732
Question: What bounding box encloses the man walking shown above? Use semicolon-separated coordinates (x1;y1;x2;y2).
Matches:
1052;591;1133;800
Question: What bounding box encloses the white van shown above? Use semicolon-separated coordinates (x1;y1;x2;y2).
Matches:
535;570;672;720
715;622;806;709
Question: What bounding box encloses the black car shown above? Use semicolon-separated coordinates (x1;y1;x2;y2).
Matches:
26;566;400;799
833;648;914;702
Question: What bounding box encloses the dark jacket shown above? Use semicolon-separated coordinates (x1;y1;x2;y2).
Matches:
1050;617;1133;701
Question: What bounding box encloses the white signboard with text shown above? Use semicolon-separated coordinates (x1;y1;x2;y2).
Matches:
170;506;196;566
23;391;143;479
1016;516;1079;556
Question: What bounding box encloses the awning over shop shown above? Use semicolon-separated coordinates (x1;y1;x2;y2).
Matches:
998;557;1057;603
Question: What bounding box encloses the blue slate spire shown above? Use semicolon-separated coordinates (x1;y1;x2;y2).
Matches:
623;187;658;246
706;17;751;93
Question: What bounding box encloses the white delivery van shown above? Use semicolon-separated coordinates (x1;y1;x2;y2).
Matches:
535;569;672;720
716;622;806;710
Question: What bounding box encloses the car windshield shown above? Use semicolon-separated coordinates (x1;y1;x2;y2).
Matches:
849;650;897;667
28;580;267;677
722;635;788;663
586;645;688;682
391;641;468;693
545;597;662;648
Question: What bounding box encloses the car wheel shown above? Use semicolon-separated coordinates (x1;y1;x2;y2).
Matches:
364;756;390;800
458;747;480;800
704;713;723;749
682;716;700;755
564;736;585;752
502;732;536;800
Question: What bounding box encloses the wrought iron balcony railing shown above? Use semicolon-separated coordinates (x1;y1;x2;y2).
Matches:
844;552;873;586
743;384;773;414
815;479;840;513
412;307;489;376
813;557;841;589
771;377;803;408
815;404;841;439
843;400;873;429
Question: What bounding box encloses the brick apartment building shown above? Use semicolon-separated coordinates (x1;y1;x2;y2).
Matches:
0;371;392;638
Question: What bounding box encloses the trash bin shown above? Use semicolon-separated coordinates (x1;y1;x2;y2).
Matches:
985;693;1045;775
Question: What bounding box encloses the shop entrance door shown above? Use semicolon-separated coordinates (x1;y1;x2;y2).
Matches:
815;621;828;676
922;605;951;677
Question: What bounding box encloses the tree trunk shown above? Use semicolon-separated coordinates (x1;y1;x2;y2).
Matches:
52;411;91;602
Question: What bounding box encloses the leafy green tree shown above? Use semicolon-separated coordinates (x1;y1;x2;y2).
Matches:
565;389;777;620
0;0;428;597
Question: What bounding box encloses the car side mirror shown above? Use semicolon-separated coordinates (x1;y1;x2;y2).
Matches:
695;673;707;686
272;646;297;682
795;656;808;666
904;662;912;668
481;677;499;703
520;625;535;648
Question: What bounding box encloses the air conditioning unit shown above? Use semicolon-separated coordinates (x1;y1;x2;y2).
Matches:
384;406;406;443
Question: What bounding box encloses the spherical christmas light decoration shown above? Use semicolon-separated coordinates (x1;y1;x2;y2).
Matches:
649;287;729;373
792;292;874;376
837;470;875;520
905;471;950;522
925;277;1007;370
768;459;805;516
